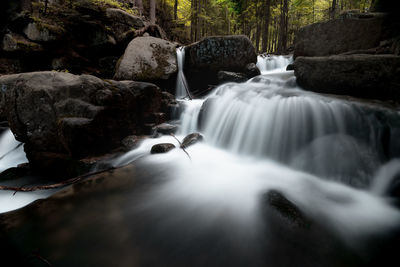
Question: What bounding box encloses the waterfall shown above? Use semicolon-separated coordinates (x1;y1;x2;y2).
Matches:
110;55;400;251
0;129;27;172
175;47;190;98
256;55;292;73
0;130;56;213
179;67;386;188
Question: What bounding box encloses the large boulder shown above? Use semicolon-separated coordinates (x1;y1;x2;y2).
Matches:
294;13;386;58
114;36;177;81
0;71;167;176
184;35;257;71
105;8;145;43
293;54;400;101
183;35;257;96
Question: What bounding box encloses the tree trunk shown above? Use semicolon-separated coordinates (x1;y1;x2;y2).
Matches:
174;0;178;20
255;4;261;53
150;0;156;24
136;0;143;16
331;0;337;19
261;0;271;53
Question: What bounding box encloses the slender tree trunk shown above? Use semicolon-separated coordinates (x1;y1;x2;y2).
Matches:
174;0;178;20
331;0;337;18
150;0;156;24
136;0;143;16
196;0;201;40
191;0;196;41
261;0;271;53
255;3;261;53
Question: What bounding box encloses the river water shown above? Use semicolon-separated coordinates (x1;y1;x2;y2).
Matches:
1;53;400;266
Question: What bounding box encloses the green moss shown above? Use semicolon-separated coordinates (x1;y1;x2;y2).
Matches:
89;0;137;15
30;15;66;35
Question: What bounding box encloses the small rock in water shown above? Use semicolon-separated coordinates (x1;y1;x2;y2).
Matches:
121;135;139;150
217;71;248;84
264;190;311;228
244;63;261;78
153;123;178;135
181;133;204;148
286;63;294;71
150;143;176;154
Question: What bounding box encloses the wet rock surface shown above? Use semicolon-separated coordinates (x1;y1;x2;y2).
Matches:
183;35;258;96
294;54;400;101
0;71;167;176
151;143;176;154
181;133;204;148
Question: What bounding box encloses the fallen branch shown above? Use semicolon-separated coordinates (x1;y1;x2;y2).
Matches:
0;167;116;194
170;133;192;162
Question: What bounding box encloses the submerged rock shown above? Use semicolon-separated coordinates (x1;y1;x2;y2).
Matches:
294;54;400;101
181;133;204;148
151;143;176;154
0;71;166;177
263;190;311;228
114;36;177;81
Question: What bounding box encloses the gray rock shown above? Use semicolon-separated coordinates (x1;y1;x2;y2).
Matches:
23;22;59;42
286;63;294;71
294;54;400;101
181;133;203;148
2;33;42;52
185;35;257;72
153;123;177;135
151;143;176;154
264;190;311;228
294;13;386;58
114;36;177;81
0;71;165;175
244;63;261;78
121;135;139;150
106;8;145;43
217;71;248;84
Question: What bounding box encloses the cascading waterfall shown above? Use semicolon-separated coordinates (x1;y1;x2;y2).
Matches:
111;53;400;259
0;129;55;213
0;129;27;173
175;47;190;98
256;54;292;73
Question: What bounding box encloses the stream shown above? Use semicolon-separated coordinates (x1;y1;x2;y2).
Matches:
1;53;400;266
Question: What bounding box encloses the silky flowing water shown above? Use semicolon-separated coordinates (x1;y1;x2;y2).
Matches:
112;53;400;265
1;54;400;266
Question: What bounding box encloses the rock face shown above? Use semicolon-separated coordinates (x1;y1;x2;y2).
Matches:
0;0;170;78
294;13;386;58
181;133;204;148
0;71;166;176
105;8;145;43
183;35;258;96
114;36;177;81
294;54;400;101
184;35;257;71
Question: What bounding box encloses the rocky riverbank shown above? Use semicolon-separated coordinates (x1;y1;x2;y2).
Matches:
292;10;400;103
